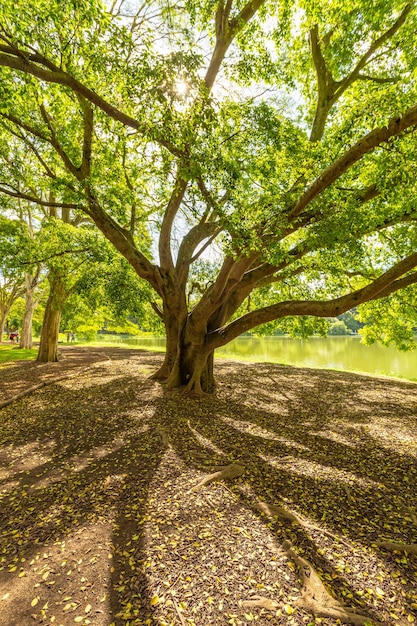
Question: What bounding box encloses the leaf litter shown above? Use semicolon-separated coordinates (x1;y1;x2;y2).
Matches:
0;346;416;625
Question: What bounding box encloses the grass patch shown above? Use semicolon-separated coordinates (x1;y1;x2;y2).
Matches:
0;345;37;365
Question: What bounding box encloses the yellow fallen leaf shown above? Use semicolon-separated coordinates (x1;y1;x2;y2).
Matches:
408;616;415;624
150;595;159;606
1;593;10;601
31;597;39;607
74;617;84;623
85;604;92;613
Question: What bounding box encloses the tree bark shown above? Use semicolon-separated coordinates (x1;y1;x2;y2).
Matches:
37;272;68;363
0;306;11;344
165;323;215;394
19;271;41;349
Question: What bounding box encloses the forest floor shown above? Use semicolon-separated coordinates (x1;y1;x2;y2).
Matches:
0;345;416;626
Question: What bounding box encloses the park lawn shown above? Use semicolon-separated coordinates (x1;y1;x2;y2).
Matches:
0;345;37;365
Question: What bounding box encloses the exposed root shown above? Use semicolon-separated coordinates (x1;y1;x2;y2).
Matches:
155;426;170;447
0;381;47;409
255;500;300;524
242;497;376;624
0;356;110;410
182;372;205;396
173;598;187;626
182;388;209;398
150;362;172;382
255;500;352;548
375;540;417;555
282;540;379;625
0;362;101;409
241;597;279;610
191;462;245;490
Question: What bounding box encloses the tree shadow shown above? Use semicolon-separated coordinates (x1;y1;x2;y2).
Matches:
1;353;416;624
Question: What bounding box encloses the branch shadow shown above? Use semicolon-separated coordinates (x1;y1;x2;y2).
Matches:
1;352;416;625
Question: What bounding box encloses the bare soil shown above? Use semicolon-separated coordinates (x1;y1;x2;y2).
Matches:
0;345;416;626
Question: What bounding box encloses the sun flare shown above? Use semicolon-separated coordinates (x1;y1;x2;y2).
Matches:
175;80;188;96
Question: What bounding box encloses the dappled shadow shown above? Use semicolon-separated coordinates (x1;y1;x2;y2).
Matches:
0;351;416;624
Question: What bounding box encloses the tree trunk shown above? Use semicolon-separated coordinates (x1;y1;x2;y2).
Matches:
19;272;40;349
37;273;67;363
0;307;10;344
150;311;181;381
181;346;215;394
166;328;215;394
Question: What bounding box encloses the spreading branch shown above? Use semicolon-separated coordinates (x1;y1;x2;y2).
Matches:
291;103;417;221
0;185;80;210
309;4;412;141
0;46;182;156
208;254;417;348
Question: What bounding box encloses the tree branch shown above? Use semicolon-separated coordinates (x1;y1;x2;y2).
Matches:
0;185;80;209
207;252;417;348
78;96;94;179
205;0;267;90
39;102;79;178
158;176;188;270
308;4;412;142
0;47;183;156
290;103;417;221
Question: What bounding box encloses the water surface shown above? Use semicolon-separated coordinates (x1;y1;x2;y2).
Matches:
95;334;417;381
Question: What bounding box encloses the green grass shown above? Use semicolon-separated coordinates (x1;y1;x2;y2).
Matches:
0;345;38;365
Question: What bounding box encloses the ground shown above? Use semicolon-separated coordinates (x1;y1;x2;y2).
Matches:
0;345;416;626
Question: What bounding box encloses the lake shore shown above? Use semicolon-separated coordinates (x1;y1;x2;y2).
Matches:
89;335;417;382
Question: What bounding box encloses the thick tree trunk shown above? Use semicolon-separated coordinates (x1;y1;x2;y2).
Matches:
37;273;67;363
180;349;214;394
19;272;40;349
150;312;181;381
166;332;215;394
151;270;190;384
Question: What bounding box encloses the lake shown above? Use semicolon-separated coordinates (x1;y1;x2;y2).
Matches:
94;334;417;381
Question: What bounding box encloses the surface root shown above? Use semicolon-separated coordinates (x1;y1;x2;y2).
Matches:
282;540;379;625
241;597;279;610
255;500;352;548
376;540;417;555
242;499;376;625
192;462;244;490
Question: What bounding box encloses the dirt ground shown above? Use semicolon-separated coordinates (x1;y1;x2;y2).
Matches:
0;345;416;626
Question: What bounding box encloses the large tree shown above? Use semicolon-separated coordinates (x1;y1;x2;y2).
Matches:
0;0;417;391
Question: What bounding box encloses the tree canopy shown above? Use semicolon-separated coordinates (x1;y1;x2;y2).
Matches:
0;0;417;390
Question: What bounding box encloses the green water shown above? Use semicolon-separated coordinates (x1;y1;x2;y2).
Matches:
94;334;417;381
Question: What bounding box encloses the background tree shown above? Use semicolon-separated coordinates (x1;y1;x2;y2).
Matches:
60;253;156;340
0;214;28;341
0;0;417;390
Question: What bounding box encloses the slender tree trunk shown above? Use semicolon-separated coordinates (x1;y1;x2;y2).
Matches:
37;273;67;363
20;272;40;349
0;307;10;343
